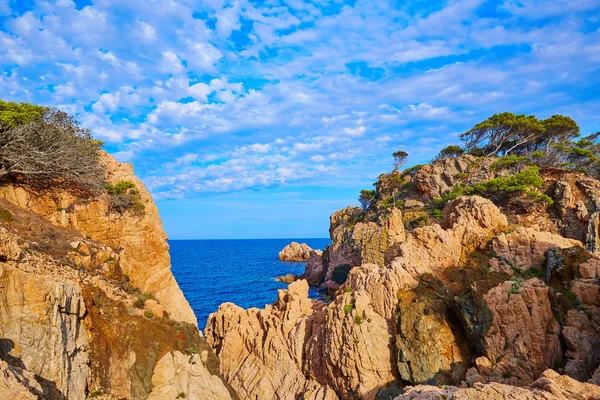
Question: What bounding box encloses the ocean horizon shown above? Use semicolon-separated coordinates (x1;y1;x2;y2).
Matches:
169;238;330;330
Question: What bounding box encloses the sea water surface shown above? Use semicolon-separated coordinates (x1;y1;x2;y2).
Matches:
169;238;330;330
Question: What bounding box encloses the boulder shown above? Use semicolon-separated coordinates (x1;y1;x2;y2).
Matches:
278;242;313;261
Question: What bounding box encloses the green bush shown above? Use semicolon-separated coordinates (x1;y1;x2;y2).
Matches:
466;166;544;195
344;303;354;314
526;191;554;204
106;180;145;216
490;155;531;171
144;310;154;318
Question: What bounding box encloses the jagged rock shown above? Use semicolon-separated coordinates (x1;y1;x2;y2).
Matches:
0;360;39;400
395;291;468;384
275;273;296;283
412;155;479;199
147;351;233;400
394;369;600;400
491;227;581;270
476;279;562;385
206;280;325;400
299;250;324;285
562;308;600;381
0;265;90;399
350;196;507;319
554;176;600;252
278;242;313;261
323;208;406;291
0;151;196;325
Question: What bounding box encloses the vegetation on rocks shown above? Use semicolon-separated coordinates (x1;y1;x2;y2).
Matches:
106;180;146;216
0;100;105;194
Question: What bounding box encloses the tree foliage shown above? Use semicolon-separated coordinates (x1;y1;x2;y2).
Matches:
0;100;45;128
106;180;145;216
434;145;464;161
0;100;104;194
358;189;375;211
393;150;408;170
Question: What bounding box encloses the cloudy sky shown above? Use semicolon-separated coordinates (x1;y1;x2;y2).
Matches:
1;0;599;239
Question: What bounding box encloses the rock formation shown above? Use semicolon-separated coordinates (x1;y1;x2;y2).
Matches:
0;153;236;399
394;369;600;400
207;155;600;400
278;241;314;261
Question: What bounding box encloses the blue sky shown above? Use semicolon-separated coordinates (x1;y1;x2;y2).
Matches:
1;0;599;239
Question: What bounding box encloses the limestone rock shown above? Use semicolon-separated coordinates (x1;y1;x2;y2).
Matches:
147;351;233;400
562;308;600;381
299;250;324;285
395;291;468;385
0;360;39;400
476;279;562;384
412;155;479;199
279;242;313;261
491;227;581;270
0;151;196;325
394;369;600;400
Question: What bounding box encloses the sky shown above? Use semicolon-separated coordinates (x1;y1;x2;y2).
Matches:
1;0;599;239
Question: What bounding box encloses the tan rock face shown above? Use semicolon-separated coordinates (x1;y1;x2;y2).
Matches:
412;155;480;199
491;227;581;270
477;279;562;385
562;308;600;381
0;151;196;325
395;292;468;385
0;264;90;400
207;197;512;400
206;280;326;400
300;250;324;285
279;242;314;261
394;369;600;400
0;360;40;400
147;351;233;400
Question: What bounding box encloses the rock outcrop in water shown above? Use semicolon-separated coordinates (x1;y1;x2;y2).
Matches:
278;241;314;261
207;155;600;400
0;153;236;399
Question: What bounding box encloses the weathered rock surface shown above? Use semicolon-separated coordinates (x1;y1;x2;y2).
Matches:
492;227;582;270
0;151;196;325
395;369;600;400
299;249;324;285
207;197;511;400
0;360;39;400
474;279;562;385
279;242;314;261
0;153;235;399
395;291;468;385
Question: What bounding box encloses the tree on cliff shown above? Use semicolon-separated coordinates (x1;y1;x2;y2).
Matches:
393;150;408;170
433;145;464;161
460;112;580;158
359;189;375;210
0;100;105;194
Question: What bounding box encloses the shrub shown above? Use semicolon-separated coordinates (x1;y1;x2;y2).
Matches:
106;180;145;216
490;155;531;171
354;315;363;324
433;145;464;161
176;393;186;399
408;215;428;229
144;310;154;318
344;303;354;314
526;191;554;204
133;292;152;309
358;189;375;211
466;166;544;195
0;103;104;194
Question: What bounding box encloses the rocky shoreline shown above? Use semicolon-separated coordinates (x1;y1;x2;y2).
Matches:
206;155;600;400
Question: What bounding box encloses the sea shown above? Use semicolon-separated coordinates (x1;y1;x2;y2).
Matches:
169;238;331;330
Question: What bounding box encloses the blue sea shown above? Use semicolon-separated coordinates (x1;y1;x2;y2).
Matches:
169;238;330;330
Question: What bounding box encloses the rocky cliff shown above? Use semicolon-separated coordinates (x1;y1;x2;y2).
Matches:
0;153;237;399
206;155;600;400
